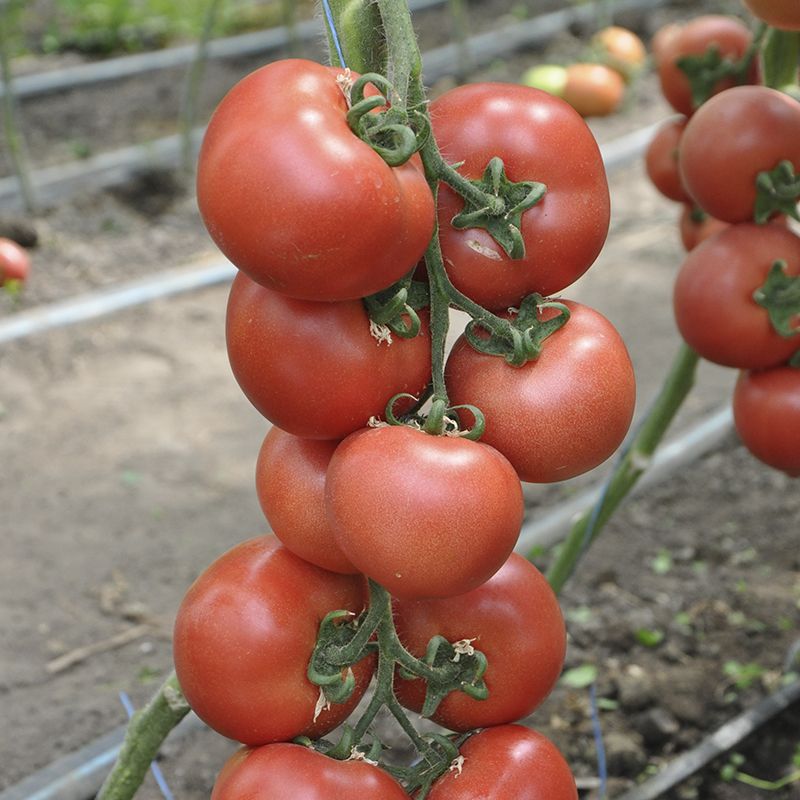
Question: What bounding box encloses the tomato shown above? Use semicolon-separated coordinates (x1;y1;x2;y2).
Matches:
256;427;356;574
212;743;409;799
197;59;434;302
679;86;800;223
678;204;729;251
657;15;757;116
325;425;524;600
430;83;610;310
173;536;374;745
426;725;578;800
0;238;30;285
673;224;800;369
651;23;682;66
645;116;690;203
733;367;800;477
591;26;647;80
445;301;636;483
394;553;565;731
562;63;626;117
743;0;800;31
226;271;431;440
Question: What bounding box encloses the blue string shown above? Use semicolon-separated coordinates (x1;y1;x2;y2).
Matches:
321;0;347;68
119;691;176;800
590;683;608;799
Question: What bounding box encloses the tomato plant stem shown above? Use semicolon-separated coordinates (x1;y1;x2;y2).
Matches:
545;344;701;594
96;671;190;800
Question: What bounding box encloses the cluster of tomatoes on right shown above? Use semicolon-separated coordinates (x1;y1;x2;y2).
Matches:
644;8;800;477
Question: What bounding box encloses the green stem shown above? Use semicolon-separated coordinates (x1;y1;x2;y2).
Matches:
375;0;422;107
323;0;385;74
545;344;701;594
179;0;223;175
0;0;36;212
96;672;190;800
734;769;800;791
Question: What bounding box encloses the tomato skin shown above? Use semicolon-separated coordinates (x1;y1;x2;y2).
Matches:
562;63;625;117
679;86;800;224
394;553;566;731
674;224;800;369
197;59;434;302
0;238;30;284
446;301;636;483
427;725;578;800
325;425;524;600
678;204;729;251
743;0;800;31
591;26;647;80
645;117;690;203
430;83;610;310
173;536;374;746
255;427;357;574
733;367;800;477
212;743;410;799
226;271;431;440
657;16;756;117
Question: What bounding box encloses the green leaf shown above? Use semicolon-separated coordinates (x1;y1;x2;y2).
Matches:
560;663;598;689
635;628;665;648
651;549;673;576
566;606;593;625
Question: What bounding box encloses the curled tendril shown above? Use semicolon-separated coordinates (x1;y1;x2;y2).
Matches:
384;393;420;427
445;404;486;441
365;288;422;339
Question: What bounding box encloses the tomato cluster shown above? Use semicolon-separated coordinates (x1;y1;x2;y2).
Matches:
645;14;800;476
172;45;636;797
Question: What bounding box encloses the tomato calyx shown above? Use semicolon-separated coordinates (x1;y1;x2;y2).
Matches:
755;161;800;224
448;156;547;260
753;259;800;340
463;292;571;367
346;72;421;166
383;394;487;440
677;25;765;110
364;278;430;340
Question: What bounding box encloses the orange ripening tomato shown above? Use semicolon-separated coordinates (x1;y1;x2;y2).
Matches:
743;0;800;31
591;26;647;81
563;62;626;117
0;238;30;285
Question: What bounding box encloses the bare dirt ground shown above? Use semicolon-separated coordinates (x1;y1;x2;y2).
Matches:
1;1;798;798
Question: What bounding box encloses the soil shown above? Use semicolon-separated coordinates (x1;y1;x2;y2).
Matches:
1;1;799;798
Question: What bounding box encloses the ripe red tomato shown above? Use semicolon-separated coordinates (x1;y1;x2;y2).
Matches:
645;116;690;203
430;83;610;310
255;427;357;574
733;367;800;477
212;743;410;799
426;725;578;800
445;301;636;483
673;224;800;369
657;15;757;116
394;553;566;731
679;86;800;223
678;205;729;251
173;536;374;746
197;59;434;301
743;0;800;30
651;23;682;66
325;425;524;600
562;63;626;117
0;238;30;284
226;271;431;440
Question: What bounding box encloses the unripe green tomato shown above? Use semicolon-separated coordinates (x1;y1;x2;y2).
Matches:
520;64;568;97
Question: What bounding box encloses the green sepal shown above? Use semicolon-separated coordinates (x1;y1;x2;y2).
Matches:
450;157;546;260
761;28;800;91
676;44;752;110
755;161;800;224
307;609;367;705
464;293;571;367
790;350;800;368
364;280;429;339
753;260;800;338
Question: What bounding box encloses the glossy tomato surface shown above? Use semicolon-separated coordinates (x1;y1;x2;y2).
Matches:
679;86;800;223
173;536;373;745
431;83;609;310
212;744;410;800
743;0;800;30
325;425;524;600
427;725;578;800
394;553;566;731
673;224;800;369
0;238;30;284
226;272;431;439
197;59;434;301
657;15;757;116
733;367;800;476
255;427;356;573
446;301;636;483
645;116;690;203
